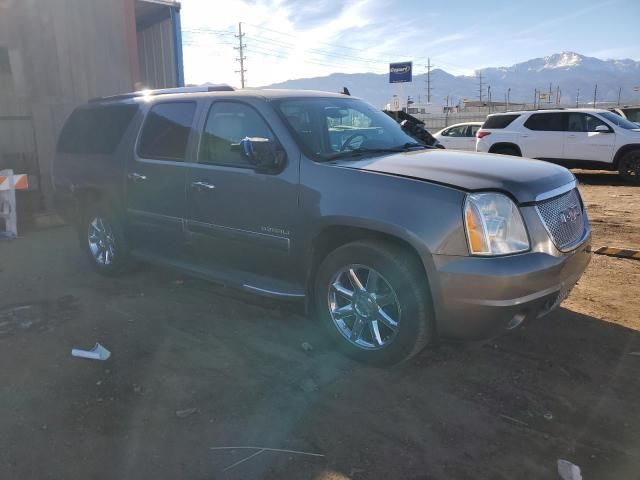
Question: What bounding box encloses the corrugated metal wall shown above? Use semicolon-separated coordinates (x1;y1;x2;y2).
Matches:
137;17;177;89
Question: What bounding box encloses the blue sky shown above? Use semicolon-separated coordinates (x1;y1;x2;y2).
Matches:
181;0;640;87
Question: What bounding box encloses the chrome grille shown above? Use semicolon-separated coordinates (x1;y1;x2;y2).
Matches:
536;188;585;250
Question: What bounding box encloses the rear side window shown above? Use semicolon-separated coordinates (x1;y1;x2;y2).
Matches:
524;113;565;131
138;102;196;161
57;104;138;154
482;114;520;129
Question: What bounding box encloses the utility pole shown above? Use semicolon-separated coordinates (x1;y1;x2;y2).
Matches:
593;84;598;107
534;88;537;109
477;71;483;103
234;22;247;88
507;87;511;111
556;85;560;105
548;83;552;104
425;58;434;104
576;89;580;107
617;87;622;106
487;85;492;112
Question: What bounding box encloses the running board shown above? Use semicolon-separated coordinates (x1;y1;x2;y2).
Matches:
130;249;306;300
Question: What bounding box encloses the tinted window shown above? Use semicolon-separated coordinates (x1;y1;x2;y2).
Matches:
523;112;565;131
199;102;274;167
482;114;520;129
567;113;609;132
138;102;196;161
469;125;480;136
620;108;640;123
57;104;138;154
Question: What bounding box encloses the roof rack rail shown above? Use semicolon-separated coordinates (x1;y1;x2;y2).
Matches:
89;84;235;103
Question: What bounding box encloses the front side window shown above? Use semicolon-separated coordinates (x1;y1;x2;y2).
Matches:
469;125;481;137
567;113;609;132
277;97;418;160
138;102;196;161
199;102;275;167
524;113;565;131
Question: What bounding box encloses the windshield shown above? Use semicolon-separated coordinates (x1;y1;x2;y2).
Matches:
598;111;640;130
276;97;421;160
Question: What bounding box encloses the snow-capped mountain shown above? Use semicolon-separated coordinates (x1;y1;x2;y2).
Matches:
261;52;640;107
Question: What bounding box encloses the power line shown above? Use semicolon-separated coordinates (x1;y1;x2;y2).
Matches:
244;22;411;60
244;22;474;71
243;34;386;66
234;22;247;88
243;45;372;70
185;24;475;74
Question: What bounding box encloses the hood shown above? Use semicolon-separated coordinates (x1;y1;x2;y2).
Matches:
336;149;575;203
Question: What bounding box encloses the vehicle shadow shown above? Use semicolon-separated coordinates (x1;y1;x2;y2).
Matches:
573;170;631;186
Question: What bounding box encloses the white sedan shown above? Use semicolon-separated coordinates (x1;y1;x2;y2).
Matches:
434;122;484;151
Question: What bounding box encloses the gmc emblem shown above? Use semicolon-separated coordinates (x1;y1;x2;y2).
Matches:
560;205;581;224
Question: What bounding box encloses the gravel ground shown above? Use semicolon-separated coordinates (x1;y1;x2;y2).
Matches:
0;172;638;480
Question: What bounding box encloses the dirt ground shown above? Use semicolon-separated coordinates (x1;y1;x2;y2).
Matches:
0;172;638;480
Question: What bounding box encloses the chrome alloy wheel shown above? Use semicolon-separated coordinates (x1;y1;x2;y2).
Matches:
87;216;116;265
327;264;401;350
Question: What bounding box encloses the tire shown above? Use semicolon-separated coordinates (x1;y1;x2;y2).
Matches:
492;146;520;156
81;208;132;276
314;240;434;365
618;150;640;184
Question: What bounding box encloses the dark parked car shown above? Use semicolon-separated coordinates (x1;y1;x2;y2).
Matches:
53;87;592;364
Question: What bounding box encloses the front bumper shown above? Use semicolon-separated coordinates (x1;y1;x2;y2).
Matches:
431;234;592;339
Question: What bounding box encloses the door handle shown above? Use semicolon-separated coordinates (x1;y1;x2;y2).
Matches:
521;135;529;138
567;134;577;138
191;181;216;190
128;172;147;182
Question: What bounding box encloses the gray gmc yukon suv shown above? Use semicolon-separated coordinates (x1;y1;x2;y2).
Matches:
53;87;592;364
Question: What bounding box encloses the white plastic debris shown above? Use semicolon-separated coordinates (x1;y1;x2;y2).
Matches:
71;343;111;361
558;459;582;480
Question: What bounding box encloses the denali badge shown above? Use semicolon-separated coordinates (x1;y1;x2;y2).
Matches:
559;205;581;224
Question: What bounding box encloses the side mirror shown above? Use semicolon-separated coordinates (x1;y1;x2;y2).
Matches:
594;125;611;133
233;137;286;173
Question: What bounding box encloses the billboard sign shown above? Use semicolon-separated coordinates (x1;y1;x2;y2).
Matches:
389;62;412;83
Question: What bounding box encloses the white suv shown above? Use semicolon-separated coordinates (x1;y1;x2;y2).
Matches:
475;108;640;183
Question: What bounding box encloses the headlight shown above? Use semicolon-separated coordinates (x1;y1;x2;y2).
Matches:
464;193;529;255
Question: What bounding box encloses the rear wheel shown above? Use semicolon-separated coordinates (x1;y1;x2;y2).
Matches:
618;150;640;184
314;240;433;365
492;146;521;156
83;209;132;276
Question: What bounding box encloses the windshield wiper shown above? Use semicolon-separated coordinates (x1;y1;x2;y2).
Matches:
325;143;426;161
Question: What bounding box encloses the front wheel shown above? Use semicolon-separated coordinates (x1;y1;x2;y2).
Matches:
83;209;132;276
618;150;640;184
314;240;433;365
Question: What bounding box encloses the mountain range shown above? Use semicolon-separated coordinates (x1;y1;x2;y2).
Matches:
260;52;640;107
